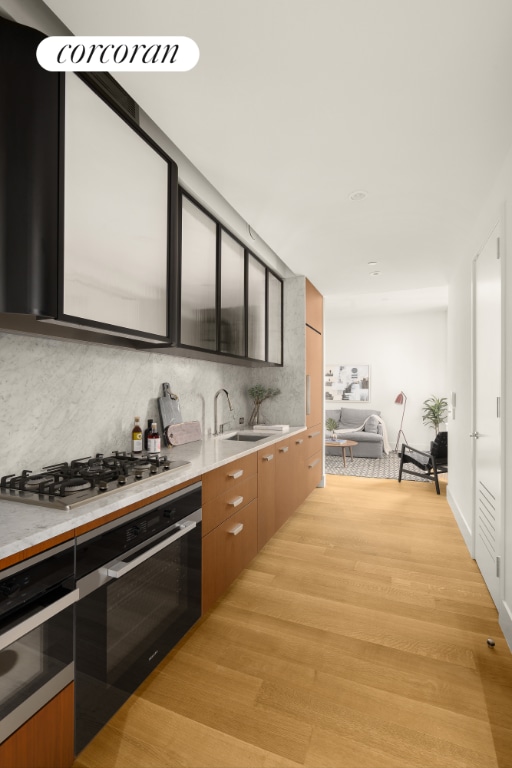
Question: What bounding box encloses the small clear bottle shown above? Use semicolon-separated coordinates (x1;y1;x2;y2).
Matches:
147;422;161;453
131;417;143;454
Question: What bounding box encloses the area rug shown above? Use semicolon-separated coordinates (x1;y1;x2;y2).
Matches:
325;452;428;481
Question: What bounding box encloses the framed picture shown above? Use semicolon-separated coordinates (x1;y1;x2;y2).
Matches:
325;364;370;402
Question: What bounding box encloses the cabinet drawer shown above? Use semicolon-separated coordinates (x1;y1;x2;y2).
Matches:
202;473;257;536
202;499;258;613
305;449;323;497
202;453;257;500
305;425;323;457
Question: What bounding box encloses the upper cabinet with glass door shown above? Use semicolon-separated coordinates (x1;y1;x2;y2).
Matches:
178;190;283;365
60;73;175;342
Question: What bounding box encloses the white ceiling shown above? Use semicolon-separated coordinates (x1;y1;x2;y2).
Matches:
43;0;512;310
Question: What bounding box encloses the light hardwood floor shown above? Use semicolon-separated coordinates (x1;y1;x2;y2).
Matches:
73;475;512;768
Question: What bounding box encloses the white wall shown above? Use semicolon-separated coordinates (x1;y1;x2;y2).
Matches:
324;307;448;451
447;138;512;649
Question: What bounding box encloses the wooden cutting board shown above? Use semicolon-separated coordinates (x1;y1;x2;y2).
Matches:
158;383;183;445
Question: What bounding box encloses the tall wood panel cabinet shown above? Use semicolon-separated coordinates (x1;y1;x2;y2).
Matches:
305;279;324;487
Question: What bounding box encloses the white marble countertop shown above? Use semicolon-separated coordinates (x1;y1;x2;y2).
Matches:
0;427;306;564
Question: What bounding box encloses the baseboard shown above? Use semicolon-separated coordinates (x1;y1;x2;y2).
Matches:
447;485;474;557
499;600;512;653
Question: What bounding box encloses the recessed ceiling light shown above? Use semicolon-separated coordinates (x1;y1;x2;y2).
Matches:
368;261;377;265
370;271;380;276
349;190;368;201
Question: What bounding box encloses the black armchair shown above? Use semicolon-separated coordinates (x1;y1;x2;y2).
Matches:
398;432;448;494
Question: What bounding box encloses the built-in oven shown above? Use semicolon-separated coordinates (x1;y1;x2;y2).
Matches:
0;540;77;745
74;481;202;753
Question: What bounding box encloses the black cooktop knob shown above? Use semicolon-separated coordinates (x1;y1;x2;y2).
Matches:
118;475;127;485
150;465;158;475
135;471;143;480
98;481;108;492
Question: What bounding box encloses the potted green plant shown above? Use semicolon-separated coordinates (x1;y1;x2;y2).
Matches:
325;417;338;440
422;395;448;435
248;385;281;426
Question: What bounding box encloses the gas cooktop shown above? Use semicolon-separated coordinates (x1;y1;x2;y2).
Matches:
0;452;190;511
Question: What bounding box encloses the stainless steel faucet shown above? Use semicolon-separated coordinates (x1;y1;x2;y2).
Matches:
214;388;234;436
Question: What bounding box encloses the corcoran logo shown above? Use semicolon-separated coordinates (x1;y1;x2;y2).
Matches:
36;36;200;72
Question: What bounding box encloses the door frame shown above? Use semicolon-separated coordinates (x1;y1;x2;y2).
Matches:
470;213;506;601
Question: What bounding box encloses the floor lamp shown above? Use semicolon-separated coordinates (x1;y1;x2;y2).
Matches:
394;391;408;452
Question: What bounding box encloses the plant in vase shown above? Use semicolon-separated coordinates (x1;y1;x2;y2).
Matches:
422;395;448;435
325;417;338;440
248;385;281;426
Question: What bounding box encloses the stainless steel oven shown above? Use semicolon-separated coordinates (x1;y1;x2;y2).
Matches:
74;481;202;753
0;540;77;744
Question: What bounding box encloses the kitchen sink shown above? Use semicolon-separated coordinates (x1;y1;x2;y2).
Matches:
221;432;270;442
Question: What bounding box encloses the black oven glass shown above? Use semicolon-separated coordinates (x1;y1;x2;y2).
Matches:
0;542;75;743
75;485;201;753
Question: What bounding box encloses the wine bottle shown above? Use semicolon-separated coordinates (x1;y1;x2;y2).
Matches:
144;419;153;451
147;422;161;453
132;417;143;454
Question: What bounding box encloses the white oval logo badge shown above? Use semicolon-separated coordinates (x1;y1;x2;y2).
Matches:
36;36;200;72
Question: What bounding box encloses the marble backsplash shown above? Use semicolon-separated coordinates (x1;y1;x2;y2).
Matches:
0;277;306;475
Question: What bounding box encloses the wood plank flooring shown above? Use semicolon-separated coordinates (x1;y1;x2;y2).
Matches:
73;475;512;768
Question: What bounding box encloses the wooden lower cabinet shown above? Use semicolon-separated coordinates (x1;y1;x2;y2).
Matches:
202;499;258;612
0;683;74;768
257;445;276;549
275;437;294;530
304;423;323;497
202;431;322;613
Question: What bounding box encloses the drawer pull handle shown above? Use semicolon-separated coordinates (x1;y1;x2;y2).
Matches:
263;454;274;462
228;469;244;479
309;431;321;438
295;439;304;445
228;496;244;508
279;446;289;453
309;458;320;469
228;523;244;536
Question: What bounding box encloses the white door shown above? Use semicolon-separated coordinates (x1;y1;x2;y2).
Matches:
473;222;502;608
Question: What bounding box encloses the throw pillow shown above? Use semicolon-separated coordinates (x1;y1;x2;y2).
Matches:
365;415;379;433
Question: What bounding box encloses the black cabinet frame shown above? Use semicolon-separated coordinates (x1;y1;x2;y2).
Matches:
177;189;283;366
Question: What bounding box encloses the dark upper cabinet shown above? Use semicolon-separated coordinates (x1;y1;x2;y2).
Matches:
178;191;283;365
267;272;283;365
58;73;175;341
247;255;266;360
180;194;217;350
0;17;176;345
0;17;59;319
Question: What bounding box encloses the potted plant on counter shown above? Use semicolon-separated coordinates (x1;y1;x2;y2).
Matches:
248;385;281;426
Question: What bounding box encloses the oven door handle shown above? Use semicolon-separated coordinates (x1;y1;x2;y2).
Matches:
104;520;197;579
0;588;79;652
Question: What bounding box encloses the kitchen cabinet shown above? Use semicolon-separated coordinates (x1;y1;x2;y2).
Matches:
60;73;173;341
275;437;295;530
0;684;74;768
220;229;245;357
304;426;323;497
180;193;218;350
306;325;323;428
306;277;323;334
202;454;258;612
178;189;283;366
267;271;283;364
305;279;323;497
257;446;277;548
248;255;266;360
